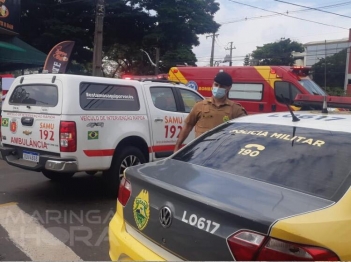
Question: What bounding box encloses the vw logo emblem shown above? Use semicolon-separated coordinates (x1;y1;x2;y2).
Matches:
159;206;172;228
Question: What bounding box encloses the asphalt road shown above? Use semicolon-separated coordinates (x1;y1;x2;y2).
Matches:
0;159;116;261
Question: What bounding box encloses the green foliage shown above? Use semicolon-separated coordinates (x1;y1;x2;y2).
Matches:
20;0;95;73
251;38;304;66
326;86;345;96
19;0;220;75
130;0;219;45
161;46;197;69
311;49;347;88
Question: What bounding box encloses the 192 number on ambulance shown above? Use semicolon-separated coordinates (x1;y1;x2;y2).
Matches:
165;125;182;139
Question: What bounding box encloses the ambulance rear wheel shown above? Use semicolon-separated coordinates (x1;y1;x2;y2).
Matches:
42;170;75;181
86;171;97;176
103;146;146;197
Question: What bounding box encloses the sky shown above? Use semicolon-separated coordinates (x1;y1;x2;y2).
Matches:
192;0;351;66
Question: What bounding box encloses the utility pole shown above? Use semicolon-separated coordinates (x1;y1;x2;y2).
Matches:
225;42;236;66
206;32;218;67
324;40;327;93
92;0;105;76
344;29;351;95
155;47;160;75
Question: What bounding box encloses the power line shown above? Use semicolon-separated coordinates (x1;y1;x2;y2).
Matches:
274;0;351;19
195;46;349;61
196;39;350;60
214;38;224;48
296;1;351;10
197;45;347;59
221;14;277;25
227;0;349;30
220;1;351;25
219;2;351;24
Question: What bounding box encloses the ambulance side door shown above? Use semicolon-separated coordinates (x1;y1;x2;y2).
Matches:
145;84;205;160
145;85;185;160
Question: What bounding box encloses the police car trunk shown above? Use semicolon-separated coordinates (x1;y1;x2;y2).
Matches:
112;109;351;260
0;75;75;173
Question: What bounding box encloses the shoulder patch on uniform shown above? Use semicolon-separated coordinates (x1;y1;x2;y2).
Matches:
203;98;212;104
232;101;248;115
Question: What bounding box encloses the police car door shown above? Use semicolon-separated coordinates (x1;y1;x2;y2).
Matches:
145;84;187;160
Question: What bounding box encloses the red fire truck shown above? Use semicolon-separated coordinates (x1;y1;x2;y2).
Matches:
168;66;328;114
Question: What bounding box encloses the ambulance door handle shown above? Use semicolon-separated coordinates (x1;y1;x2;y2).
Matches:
21;117;34;126
154;118;163;122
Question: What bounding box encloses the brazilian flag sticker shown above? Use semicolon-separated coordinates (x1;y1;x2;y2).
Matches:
88;131;99;140
1;118;9;127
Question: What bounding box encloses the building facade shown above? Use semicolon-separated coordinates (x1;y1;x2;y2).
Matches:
292;30;351;94
292;38;350;67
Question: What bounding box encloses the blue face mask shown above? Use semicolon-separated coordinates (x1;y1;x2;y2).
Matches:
212;86;226;98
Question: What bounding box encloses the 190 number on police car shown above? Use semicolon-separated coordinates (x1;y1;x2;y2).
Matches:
182;211;220;234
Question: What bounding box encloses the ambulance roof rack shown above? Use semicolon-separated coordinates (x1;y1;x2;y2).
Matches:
294;94;351;110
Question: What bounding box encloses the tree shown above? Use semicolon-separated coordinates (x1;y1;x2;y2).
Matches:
243;54;250;66
19;0;156;74
20;0;96;73
19;0;220;75
251;38;304;66
311;48;347;90
128;0;220;71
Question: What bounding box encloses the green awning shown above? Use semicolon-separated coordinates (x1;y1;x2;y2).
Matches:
0;36;47;72
0;41;26;52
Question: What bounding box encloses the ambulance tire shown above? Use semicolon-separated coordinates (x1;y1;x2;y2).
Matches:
42;170;75;181
86;171;97;176
103;146;146;197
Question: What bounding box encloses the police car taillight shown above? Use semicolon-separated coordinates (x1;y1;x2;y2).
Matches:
257;238;339;261
59;121;77;152
118;177;131;206
227;230;339;261
294;94;351;109
227;231;265;260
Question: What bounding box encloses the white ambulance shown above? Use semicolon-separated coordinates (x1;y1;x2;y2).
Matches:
0;74;204;195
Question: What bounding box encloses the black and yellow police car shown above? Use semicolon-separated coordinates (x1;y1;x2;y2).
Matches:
109;95;351;261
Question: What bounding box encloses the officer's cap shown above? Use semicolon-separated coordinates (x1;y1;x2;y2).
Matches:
214;71;232;87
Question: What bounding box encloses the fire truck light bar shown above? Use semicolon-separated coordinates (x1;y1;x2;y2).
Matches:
294;94;351;109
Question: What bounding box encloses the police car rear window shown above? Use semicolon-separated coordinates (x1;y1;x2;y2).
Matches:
80;82;140;111
9;84;58;107
173;123;351;201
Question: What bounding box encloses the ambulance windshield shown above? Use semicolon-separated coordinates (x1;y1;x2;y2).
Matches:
299;78;326;96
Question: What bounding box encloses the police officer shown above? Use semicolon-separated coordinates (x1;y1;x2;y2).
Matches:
174;71;247;152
